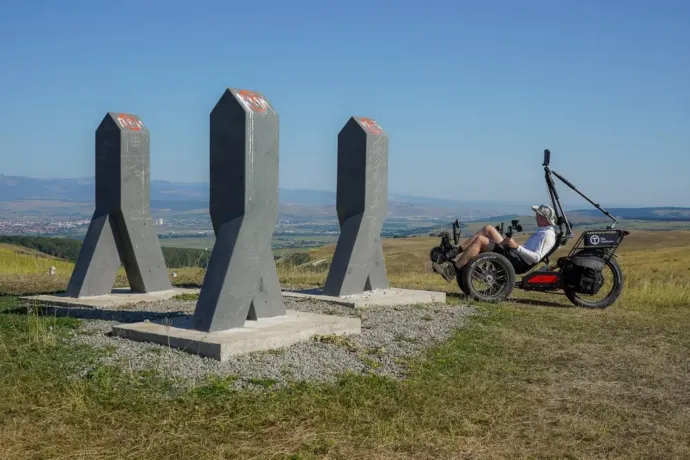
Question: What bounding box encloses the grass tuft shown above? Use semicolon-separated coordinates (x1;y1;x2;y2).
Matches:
171;292;199;301
312;333;359;352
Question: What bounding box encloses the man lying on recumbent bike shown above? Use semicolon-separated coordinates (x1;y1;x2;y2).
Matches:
432;204;558;282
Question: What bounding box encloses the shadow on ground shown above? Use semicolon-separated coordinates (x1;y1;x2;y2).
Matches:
1;304;187;324
446;291;573;309
509;297;573;308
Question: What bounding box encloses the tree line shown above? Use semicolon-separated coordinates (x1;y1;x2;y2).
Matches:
0;235;211;269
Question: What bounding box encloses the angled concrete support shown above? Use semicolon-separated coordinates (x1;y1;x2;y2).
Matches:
323;117;389;297
191;88;285;333
66;113;172;298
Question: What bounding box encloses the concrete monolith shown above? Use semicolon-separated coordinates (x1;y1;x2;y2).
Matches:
322;117;389;297
191;88;285;333
66;113;172;298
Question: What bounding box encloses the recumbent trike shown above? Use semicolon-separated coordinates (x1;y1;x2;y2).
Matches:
429;149;629;308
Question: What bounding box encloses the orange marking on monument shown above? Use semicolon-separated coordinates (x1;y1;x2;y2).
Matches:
236;90;271;113
116;114;144;131
359;117;382;134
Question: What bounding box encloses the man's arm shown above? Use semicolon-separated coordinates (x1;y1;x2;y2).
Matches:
515;232;556;265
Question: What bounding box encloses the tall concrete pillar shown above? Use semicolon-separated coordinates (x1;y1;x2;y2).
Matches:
323;117;389;297
191;88;285;333
66;113;172;297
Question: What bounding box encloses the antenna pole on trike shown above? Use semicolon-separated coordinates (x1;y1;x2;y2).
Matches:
543;150;574;238
549;169;620;228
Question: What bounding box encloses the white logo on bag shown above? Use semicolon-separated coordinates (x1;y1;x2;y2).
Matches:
589;235;600;245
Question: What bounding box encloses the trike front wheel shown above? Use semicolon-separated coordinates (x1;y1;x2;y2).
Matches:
460;252;515;302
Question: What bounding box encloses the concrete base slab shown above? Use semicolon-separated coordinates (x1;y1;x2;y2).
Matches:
20;287;201;309
110;310;361;361
282;287;446;308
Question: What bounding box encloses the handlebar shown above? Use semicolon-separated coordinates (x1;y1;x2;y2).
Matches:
496;219;523;239
543;149;551;167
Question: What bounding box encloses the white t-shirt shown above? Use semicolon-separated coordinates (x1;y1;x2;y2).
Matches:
515;225;557;265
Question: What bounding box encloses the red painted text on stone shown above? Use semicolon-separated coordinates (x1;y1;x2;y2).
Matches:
359;117;382;135
236;90;271;113
116;114;144;131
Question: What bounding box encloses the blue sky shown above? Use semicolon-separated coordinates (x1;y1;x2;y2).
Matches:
0;0;688;207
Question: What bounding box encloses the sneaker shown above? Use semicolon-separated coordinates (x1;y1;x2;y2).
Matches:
432;261;456;283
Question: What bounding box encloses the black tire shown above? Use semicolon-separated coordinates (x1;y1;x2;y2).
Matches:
564;255;624;309
460;252;515;302
429;246;444;263
456;266;470;296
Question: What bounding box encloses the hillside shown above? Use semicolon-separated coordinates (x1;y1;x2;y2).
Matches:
4;229;686;294
569;207;690;221
0;243;73;274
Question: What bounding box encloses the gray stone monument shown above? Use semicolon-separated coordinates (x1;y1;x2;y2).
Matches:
66;113;172;298
191;88;286;333
322;117;390;297
108;89;360;361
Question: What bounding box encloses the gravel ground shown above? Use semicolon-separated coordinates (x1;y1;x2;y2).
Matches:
42;297;477;391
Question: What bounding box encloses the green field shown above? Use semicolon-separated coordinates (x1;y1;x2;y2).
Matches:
158;236;339;256
1;230;689;458
159;236;216;250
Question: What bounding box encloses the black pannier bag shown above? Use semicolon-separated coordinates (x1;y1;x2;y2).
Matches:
561;255;606;295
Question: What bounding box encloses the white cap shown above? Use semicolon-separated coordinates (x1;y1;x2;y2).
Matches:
532;204;556;225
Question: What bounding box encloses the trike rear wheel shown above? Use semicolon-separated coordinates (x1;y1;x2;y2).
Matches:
564;256;624;309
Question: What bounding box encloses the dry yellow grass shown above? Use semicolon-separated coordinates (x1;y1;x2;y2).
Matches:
0;244;134;295
0;229;689;459
0;244;77;295
0;243;74;275
271;230;690;300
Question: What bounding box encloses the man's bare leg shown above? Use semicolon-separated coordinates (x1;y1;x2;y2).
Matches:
452;235;492;269
458;225;504;251
476;225;504;244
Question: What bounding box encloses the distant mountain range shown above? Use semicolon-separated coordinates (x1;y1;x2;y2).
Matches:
0;175;528;207
568;207;690;221
1;175;688;221
0;175;536;220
